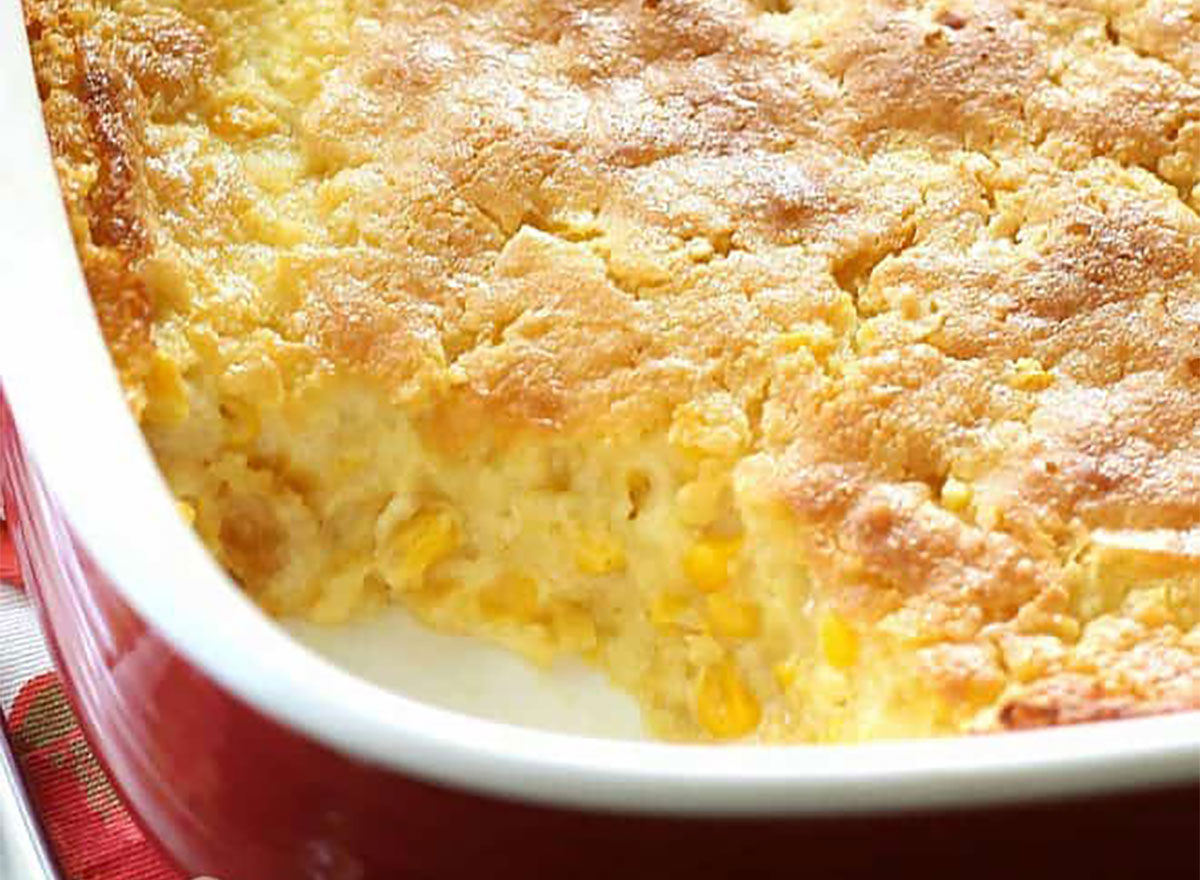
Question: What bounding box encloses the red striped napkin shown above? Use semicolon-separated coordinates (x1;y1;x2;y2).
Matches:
0;526;183;879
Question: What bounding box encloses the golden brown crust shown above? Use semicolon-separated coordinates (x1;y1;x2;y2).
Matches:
997;619;1200;729
24;0;213;407
27;0;1200;736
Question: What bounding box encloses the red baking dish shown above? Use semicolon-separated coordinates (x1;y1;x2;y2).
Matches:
1;3;1197;878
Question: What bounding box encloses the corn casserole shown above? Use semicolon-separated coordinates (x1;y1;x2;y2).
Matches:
24;0;1200;741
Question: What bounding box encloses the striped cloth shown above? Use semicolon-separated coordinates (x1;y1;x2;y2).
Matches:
0;526;183;880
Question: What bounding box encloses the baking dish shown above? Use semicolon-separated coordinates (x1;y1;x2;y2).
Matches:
1;3;1197;877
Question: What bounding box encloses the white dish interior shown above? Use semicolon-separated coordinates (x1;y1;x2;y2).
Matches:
286;610;645;739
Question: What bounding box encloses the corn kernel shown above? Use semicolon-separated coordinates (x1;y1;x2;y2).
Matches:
381;509;459;593
574;530;626;575
941;477;972;512
675;478;723;527
773;659;798;691
820;613;859;669
143;354;190;426
705;593;761;639
650;592;690;628
683;537;742;593
175;500;196;526
696;659;761;740
1008;358;1054;391
777;323;836;356
855;321;880;350
481;574;541;622
552;603;598;650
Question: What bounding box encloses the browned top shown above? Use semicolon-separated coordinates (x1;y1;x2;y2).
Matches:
26;0;1200;729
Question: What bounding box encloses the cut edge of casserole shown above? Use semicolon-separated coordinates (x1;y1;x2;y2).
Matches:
24;0;1200;742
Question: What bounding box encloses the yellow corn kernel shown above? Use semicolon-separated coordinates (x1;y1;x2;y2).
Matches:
777;323;836;356
941;477;973;512
556;210;602;239
382;509;459;592
552;603;598;650
683;537;742;593
773;659;798;692
143;354;190;426
675;478;723;527
820;613;859;669
481;574;541;622
650;592;690;628
175;500;196;526
855;321;880;351
1008;358;1054;392
574;530;626;575
696;659;761;740
705;593;761;639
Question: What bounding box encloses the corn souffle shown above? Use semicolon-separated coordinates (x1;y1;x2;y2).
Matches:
25;0;1200;741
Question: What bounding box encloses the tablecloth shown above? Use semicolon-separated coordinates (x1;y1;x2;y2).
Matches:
0;526;183;880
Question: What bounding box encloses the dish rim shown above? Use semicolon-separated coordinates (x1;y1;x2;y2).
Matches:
1;4;1197;816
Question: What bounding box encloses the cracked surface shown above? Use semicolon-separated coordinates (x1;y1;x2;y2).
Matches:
26;0;1200;741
